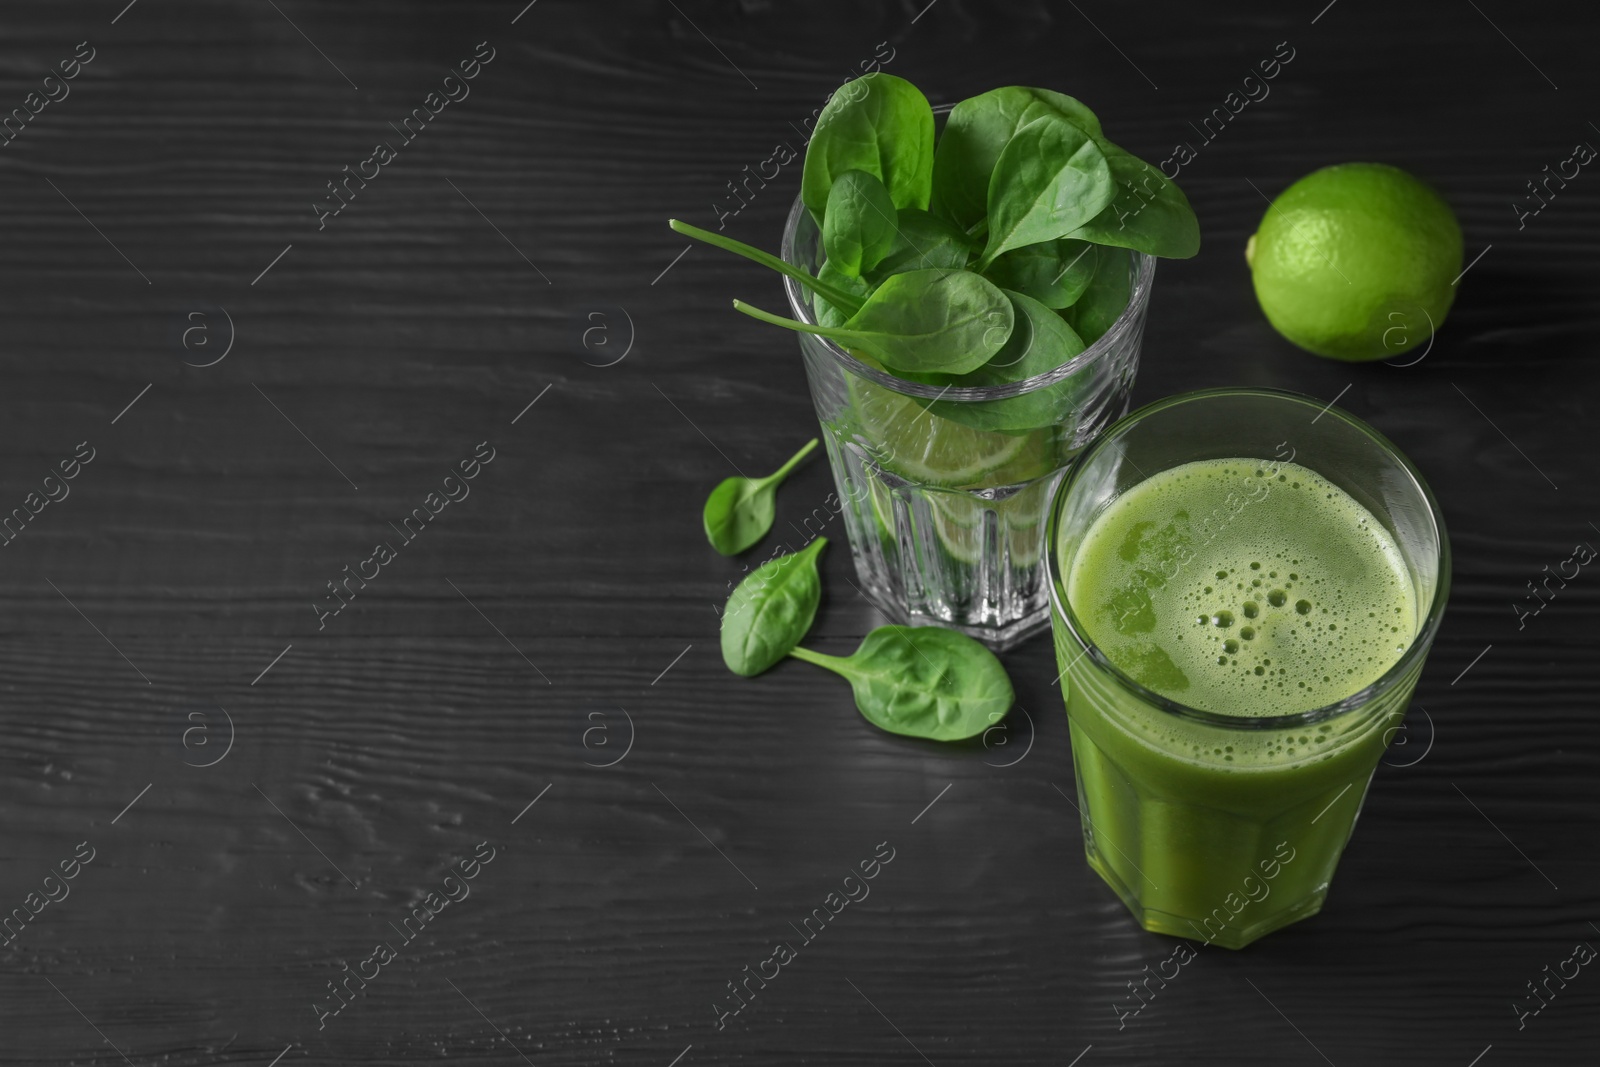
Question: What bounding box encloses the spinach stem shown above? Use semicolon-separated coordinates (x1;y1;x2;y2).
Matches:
669;219;864;316
765;439;820;485
732;300;857;343
788;645;846;673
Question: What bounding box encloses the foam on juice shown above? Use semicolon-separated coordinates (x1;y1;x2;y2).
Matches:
1065;459;1417;737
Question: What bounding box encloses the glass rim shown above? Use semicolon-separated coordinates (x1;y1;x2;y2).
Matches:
1045;386;1453;731
778;194;1156;403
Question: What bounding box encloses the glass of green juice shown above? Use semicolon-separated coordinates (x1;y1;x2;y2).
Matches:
1046;387;1449;948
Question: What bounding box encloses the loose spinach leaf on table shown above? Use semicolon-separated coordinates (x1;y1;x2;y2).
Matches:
790;625;1014;741
721;537;828;676
669;219;864;318
733;267;1013;376
801;73;935;220
931;86;1104;231
822;170;899;277
983;238;1099;309
910;290;1090;434
1068;247;1134;344
703;438;820;556
865;208;976;281
978;115;1114;269
1067;141;1201;259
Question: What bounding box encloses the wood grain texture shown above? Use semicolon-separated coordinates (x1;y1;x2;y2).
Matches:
0;0;1596;1063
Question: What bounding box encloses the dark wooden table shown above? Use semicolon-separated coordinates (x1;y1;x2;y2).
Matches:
1;1;1595;1063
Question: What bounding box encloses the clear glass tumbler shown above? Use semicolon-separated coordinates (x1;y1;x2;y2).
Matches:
1046;388;1450;947
781;196;1153;649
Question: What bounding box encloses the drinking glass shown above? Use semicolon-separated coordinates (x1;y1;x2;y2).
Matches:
1046;388;1450;947
782;196;1153;649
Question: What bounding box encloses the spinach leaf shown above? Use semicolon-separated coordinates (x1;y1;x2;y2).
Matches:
931;86;1103;231
703;438;819;556
983;238;1099;309
670;219;863;318
914;290;1090;434
866;208;977;281
815;259;870;329
790;625;1014;741
1068;246;1133;344
802;73;936;219
733;267;1013;376
721;537;828;676
822;170;899;277
979;115;1114;269
1067;141;1200;259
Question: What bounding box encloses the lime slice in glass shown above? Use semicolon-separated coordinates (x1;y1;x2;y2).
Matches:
849;376;1032;488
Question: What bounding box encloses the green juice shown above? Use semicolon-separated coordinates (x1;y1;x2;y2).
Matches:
1055;457;1422;947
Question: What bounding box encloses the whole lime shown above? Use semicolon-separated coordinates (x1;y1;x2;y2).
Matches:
1245;163;1462;362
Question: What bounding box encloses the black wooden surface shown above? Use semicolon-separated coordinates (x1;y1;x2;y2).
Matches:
0;1;1596;1064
